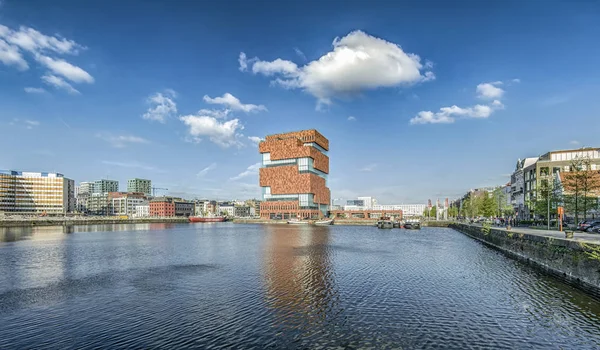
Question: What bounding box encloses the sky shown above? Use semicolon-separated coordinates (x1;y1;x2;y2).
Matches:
1;0;600;204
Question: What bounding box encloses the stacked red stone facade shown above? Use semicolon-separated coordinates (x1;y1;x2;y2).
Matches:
259;129;330;219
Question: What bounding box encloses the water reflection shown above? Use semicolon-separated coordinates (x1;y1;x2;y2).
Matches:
263;225;340;340
0;223;178;243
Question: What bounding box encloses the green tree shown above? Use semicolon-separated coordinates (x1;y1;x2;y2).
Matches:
481;192;495;217
447;206;458;218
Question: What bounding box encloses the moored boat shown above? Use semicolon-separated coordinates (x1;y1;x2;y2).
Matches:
315;219;334;226
189;216;226;223
403;220;421;229
287;219;310;225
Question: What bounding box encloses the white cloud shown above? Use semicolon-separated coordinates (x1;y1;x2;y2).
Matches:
569;140;580;146
97;134;150;148
240;30;434;107
347;116;356;121
0;24;92;93
238;52;248;72
491;99;504;109
197;163;217;177
410;104;493;125
230;162;261;181
476;82;504;99
360;163;377;172
179;115;243;148
35;55;93;83
412;80;510;125
24;87;46;93
512;78;521;83
142;90;177;123
0;25;84;55
101;160;162;172
0;38;28;70
248;136;263;145
24;120;40;126
203;93;267;113
41;74;80;94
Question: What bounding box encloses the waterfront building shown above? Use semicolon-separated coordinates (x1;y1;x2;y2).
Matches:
234;205;252;218
244;199;261;217
193;199;209;216
150;197;175;217
110;192;148;216
342;197;426;217
127;178;152;196
78;182;94;196
510;158;537;220
87;193;110;215
259;129;330;219
219;203;235;217
0;170;75;215
174;199;194;217
134;205;150;218
93;179;119;194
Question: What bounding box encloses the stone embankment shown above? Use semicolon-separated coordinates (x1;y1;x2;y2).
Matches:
0;217;189;227
450;223;600;298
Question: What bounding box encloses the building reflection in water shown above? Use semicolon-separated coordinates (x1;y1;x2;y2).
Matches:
262;225;341;339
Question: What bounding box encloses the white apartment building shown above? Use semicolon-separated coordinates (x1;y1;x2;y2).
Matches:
220;205;235;217
134;205;150;218
0;170;75;215
342;196;426;217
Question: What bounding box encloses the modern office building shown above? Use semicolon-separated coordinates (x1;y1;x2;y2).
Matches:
127;178;152;196
78;182;94;196
0;170;75;215
87;193;110;215
93;179;119;194
174;200;194;217
259;129;330;219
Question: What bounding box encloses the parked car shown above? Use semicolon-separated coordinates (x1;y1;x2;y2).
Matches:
578;220;597;231
585;221;600;232
591;225;600;234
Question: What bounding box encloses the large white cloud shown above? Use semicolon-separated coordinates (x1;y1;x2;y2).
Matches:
179;115;243;148
240;30;434;107
0;24;92;94
142;91;177;123
203;93;267;113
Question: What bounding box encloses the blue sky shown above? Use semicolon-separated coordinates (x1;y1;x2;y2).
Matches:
1;0;599;204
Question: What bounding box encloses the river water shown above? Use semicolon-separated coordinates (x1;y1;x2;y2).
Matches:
1;223;600;349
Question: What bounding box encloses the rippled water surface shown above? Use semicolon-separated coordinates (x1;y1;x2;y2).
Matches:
1;223;600;349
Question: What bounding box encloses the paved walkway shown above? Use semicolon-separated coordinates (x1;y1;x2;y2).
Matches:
465;223;600;245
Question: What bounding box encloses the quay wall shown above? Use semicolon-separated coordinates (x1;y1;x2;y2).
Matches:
0;217;189;227
450;223;600;298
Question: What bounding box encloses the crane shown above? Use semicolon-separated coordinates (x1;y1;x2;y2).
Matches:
152;187;169;196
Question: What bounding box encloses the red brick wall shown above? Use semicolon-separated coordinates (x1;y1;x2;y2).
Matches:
150;201;175;217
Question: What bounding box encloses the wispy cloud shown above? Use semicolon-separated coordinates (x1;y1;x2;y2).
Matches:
101;160;164;172
230;162;261;180
9;118;40;129
24;87;46;94
248;136;263;145
197;163;217;177
540;95;570;107
569;140;580;146
96;133;150;148
359;163;377;172
294;47;306;60
347;116;356;121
